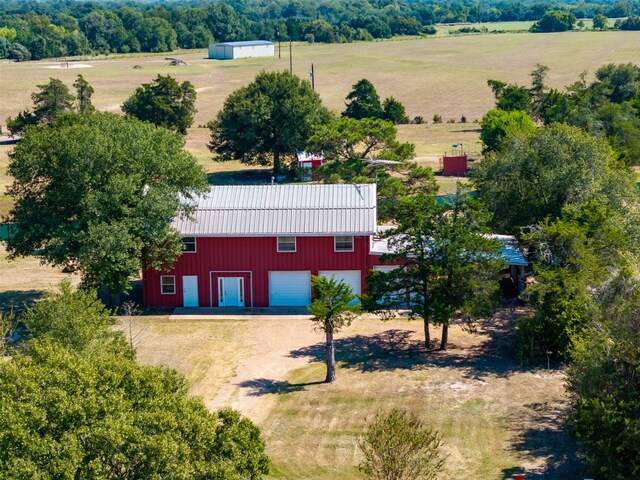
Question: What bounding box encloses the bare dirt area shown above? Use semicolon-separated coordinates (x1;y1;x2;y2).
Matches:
124;309;583;480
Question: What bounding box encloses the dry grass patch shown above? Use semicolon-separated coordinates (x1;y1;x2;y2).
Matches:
0;244;78;311
116;316;250;403
252;314;579;480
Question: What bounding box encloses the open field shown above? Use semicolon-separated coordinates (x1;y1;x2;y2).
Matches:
4;30;636;128
2;30;639;206
117;311;582;480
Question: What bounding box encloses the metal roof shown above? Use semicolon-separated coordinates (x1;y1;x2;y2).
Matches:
173;184;377;237
370;230;528;266
212;40;274;47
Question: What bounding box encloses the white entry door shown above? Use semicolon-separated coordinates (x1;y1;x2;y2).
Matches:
219;277;245;307
182;275;199;307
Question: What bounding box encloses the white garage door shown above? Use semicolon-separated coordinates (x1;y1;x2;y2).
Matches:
319;270;361;305
269;271;311;306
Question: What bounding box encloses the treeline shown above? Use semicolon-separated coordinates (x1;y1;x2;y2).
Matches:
474;63;640;478
2;0;640;60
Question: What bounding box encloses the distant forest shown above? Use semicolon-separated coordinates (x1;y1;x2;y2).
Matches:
1;0;640;60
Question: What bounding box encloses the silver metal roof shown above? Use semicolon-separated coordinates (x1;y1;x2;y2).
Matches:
213;40;274;47
173;184;377;237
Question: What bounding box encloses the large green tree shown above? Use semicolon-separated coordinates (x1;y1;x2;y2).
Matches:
0;284;270;479
366;191;504;349
568;265;640;479
6;78;76;136
473;123;636;232
516;201;628;362
308;275;361;383
308;117;414;163
343;78;383;120
208;70;330;176
122;74;197;134
479;109;536;152
6;113;208;298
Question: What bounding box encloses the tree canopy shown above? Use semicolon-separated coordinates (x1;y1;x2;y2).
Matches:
473;123;636;232
479;109;536;152
366;191;504;350
0;284;270;479
122;74;197;134
208;70;331;176
2;0;639;61
6;77;77;136
6;112;208;296
530;10;577;32
343;79;383;120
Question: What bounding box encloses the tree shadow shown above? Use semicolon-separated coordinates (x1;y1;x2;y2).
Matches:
207;168;272;186
0;290;44;313
237;378;325;396
501;402;586;479
288;308;535;380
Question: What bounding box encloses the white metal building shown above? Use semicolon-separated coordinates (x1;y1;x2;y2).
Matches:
208;40;275;60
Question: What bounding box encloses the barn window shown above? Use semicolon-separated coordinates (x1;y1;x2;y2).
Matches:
161;276;176;295
335;236;354;252
277;236;296;252
182;237;196;253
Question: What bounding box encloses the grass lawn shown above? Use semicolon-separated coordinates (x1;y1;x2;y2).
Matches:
117;311;582;480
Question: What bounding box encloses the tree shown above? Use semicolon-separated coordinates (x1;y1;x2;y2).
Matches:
136;17;178;52
530;10;576;32
366;191;504;349
479;109;536;152
382;97;409;124
592;14;608;30
358;409;445;480
568;266;640;479
73;74;95;114
592;63;640;104
343;79;383;120
208;71;330;176
308;117;415;163
473;123;636;232
6;113;208;299
515;201;627;362
308;275;361;383
0;284;270;479
6;78;75;135
487;79;532;113
122;74;197;134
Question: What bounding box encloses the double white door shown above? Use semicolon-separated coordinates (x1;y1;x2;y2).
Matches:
219;277;245;307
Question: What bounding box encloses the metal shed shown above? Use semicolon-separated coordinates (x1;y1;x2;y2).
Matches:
208;41;275;60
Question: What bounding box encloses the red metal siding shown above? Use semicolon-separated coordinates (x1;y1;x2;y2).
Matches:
443;155;468;176
143;236;390;308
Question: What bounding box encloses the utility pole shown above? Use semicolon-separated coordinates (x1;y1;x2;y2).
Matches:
310;63;315;90
276;31;281;59
289;39;292;74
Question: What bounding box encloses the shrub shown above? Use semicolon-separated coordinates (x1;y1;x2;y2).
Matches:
358;409;445;480
432;113;442;124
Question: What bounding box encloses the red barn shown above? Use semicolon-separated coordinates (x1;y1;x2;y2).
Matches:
143;184;392;308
